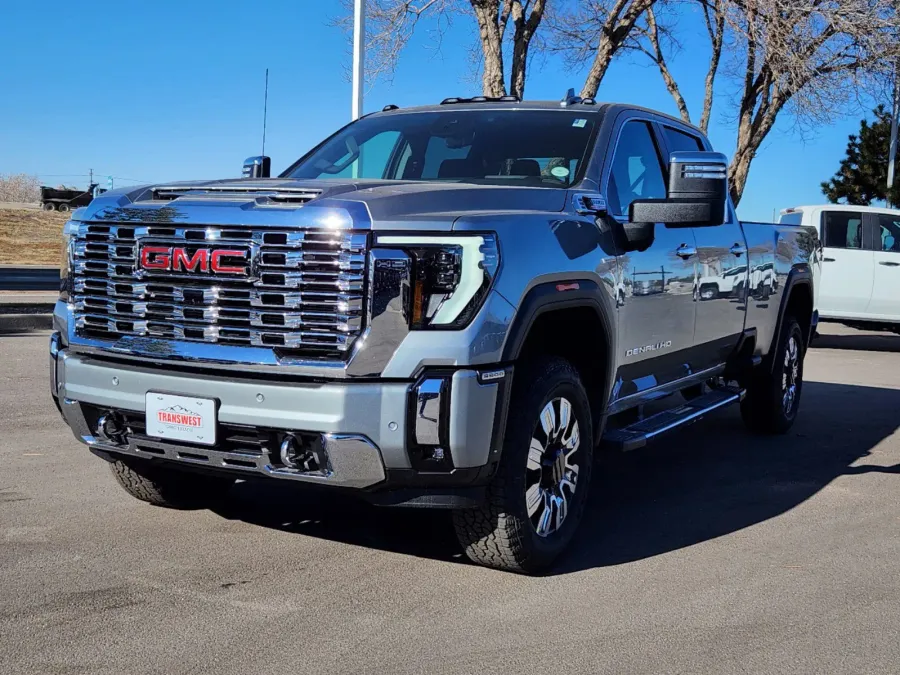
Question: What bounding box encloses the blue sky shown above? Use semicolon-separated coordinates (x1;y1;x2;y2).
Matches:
0;0;879;221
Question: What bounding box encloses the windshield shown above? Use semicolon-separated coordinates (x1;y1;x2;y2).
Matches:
283;110;598;188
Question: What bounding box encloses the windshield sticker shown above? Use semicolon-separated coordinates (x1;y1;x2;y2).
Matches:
572;118;587;128
550;166;570;178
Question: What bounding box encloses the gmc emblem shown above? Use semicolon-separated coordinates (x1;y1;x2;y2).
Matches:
138;246;249;275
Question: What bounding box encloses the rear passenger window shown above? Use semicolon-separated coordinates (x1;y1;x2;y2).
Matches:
663;126;704;153
878;214;900;252
608;121;667;217
822;211;864;249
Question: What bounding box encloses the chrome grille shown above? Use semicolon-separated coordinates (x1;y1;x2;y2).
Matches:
70;223;368;358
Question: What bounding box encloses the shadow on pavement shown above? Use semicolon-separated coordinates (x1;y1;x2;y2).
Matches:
211;380;900;574
813;331;900;353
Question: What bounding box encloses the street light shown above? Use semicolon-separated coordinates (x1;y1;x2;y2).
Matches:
352;0;365;121
888;62;899;208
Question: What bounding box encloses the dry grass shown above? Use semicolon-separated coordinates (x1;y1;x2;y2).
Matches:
0;209;67;266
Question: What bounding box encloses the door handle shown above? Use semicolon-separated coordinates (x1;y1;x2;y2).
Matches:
675;244;697;259
878;261;900;267
730;244;748;257
823;257;836;262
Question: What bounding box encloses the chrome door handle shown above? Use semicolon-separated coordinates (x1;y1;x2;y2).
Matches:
730;244;748;257
675;244;697;259
879;261;900;267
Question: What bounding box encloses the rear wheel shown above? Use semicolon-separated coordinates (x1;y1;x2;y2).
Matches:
42;202;56;211
109;457;234;509
741;316;804;434
57;203;70;213
452;357;593;573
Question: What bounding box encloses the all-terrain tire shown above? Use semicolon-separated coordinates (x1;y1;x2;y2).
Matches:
740;316;805;435
452;356;594;574
109;457;234;509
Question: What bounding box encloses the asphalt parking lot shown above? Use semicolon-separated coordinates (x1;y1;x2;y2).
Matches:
2;325;900;674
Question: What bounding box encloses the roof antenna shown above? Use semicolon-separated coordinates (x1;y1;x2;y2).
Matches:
261;68;269;158
560;87;582;107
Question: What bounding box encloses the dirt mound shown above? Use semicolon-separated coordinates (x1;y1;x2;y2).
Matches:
0;208;68;265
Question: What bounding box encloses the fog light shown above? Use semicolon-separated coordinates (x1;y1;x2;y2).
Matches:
96;412;125;443
279;435;320;472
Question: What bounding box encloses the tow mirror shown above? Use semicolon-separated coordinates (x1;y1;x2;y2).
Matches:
630;151;728;228
242;156;271;179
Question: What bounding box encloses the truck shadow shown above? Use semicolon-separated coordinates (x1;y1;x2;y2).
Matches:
211;380;900;575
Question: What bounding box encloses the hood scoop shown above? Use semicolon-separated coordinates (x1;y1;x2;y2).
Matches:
150;184;322;206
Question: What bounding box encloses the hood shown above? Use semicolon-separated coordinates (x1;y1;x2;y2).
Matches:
77;177;569;231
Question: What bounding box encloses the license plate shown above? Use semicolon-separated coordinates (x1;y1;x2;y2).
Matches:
145;393;217;446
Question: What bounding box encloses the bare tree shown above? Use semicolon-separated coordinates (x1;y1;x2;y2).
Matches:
633;0;900;206
629;1;725;133
0;173;41;203
334;0;548;98
726;0;900;205
547;0;657;99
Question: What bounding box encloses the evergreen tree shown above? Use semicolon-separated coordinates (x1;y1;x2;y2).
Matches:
822;105;900;206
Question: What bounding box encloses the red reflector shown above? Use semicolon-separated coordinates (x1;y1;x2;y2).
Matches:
556;283;580;292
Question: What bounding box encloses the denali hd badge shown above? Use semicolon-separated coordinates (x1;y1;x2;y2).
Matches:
626;341;673;357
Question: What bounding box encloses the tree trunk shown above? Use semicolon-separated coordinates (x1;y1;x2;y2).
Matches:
470;0;507;97
699;0;725;134
580;0;655;99
508;0;547;99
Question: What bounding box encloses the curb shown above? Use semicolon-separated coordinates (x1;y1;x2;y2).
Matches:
0;313;53;333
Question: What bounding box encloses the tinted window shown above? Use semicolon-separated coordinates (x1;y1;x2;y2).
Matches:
779;211;803;225
325;130;402;179
822;211;864;249
663;126;703;153
608;121;666;217
285;110;596;187
878;214;900;252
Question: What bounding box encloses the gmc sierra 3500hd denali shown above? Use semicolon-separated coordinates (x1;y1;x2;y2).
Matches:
51;95;821;573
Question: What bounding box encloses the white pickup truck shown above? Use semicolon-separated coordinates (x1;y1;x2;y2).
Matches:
780;204;900;334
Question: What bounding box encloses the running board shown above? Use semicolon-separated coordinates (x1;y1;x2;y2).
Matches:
602;386;745;452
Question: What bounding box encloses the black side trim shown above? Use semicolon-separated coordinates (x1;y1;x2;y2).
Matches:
767;266;813;372
501;280;614;362
501;279;617;439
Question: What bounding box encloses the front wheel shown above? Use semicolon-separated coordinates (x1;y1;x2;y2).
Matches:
452;357;594;573
741;316;805;434
699;285;718;301
109;457;234;509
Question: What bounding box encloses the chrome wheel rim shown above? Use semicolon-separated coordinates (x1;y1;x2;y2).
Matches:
525;397;580;538
782;335;800;415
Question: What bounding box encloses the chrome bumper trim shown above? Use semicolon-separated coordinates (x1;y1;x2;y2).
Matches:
60;398;386;489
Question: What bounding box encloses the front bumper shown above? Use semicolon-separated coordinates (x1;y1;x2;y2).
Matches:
51;340;509;502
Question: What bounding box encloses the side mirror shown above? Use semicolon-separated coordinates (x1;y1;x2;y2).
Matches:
242;156;271;179
630;151;728;228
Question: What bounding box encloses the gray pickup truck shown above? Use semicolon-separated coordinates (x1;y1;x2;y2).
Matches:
51;95;821;573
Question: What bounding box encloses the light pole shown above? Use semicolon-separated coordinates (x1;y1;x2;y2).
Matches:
351;0;365;121
888;63;899;208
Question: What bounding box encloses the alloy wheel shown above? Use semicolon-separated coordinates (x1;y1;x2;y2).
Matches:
525;397;581;538
782;335;800;415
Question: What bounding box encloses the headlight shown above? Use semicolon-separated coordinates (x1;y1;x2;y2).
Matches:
374;234;499;329
60;220;79;302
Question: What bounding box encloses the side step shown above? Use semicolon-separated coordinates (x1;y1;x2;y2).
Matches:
602;386;745;452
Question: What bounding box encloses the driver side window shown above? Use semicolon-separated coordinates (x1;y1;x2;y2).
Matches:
608;121;667;218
